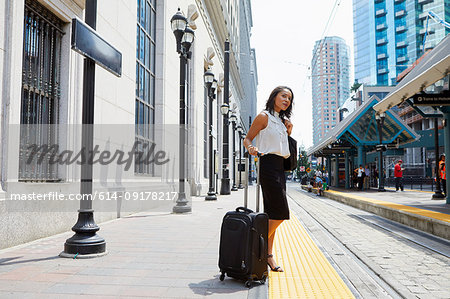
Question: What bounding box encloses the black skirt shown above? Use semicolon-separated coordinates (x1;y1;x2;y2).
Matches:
259;154;290;220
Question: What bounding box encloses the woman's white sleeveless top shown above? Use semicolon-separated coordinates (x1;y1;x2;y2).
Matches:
254;110;290;158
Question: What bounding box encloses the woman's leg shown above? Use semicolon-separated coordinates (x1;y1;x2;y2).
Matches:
268;219;284;271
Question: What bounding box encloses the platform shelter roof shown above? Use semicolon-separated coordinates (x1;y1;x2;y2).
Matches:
373;35;450;113
307;96;419;157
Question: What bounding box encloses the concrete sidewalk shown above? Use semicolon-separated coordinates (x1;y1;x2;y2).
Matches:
0;187;267;298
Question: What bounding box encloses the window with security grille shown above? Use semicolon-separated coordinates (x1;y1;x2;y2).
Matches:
19;0;64;181
135;0;156;175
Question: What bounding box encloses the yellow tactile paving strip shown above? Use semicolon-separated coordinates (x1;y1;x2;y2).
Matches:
269;215;355;299
327;190;450;223
384;187;433;194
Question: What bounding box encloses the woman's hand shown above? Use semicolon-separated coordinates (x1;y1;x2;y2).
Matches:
284;119;293;136
247;145;259;156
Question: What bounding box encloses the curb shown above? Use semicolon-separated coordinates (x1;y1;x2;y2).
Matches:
313;187;450;240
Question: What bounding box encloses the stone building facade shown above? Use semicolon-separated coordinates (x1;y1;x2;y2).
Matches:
0;0;257;249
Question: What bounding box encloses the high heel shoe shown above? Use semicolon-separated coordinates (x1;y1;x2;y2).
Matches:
267;254;283;272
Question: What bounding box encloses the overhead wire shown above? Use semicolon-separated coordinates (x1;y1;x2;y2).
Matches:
310;0;342;74
281;0;343;146
283;0;343;95
301;0;342;94
308;0;342;146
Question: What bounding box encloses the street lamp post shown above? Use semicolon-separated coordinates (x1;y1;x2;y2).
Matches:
204;69;217;201
62;0;106;257
220;104;229;118
220;40;231;195
237;126;244;189
230;113;238;191
376;112;386;192
171;9;195;213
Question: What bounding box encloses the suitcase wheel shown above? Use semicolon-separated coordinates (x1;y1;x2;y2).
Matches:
245;280;252;288
261;275;267;284
219;273;225;281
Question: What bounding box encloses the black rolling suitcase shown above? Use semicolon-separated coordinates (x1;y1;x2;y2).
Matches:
218;153;268;287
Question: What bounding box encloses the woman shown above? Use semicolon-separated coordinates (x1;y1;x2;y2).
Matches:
244;86;293;272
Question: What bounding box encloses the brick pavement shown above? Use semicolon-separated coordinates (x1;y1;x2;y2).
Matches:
0;188;267;298
288;185;450;299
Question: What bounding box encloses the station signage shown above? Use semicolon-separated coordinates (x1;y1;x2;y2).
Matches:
412;92;450;106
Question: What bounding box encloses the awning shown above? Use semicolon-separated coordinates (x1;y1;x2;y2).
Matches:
399;129;444;149
307;100;372;156
308;96;419;156
373;34;450;113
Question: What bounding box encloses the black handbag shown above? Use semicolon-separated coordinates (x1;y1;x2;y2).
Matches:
284;136;297;171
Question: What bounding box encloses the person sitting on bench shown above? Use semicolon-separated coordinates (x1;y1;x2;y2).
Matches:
313;175;323;196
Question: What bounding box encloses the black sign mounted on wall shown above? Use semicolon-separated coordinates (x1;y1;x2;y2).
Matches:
71;18;122;77
412;91;450;106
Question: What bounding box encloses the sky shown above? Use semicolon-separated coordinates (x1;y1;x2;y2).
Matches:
250;0;354;149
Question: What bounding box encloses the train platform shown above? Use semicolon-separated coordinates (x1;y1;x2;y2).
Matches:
0;186;360;298
301;184;450;240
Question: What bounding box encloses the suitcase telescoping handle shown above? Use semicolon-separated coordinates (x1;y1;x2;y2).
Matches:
244;152;261;212
236;206;253;214
256;153;261;212
244;151;249;209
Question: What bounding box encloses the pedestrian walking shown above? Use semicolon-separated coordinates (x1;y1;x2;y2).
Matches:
244;86;293;273
352;168;358;188
394;159;404;191
374;168;379;188
439;154;446;196
364;165;370;190
355;165;365;190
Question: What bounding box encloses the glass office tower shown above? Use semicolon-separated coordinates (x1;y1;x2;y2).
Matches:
311;37;350;145
353;0;450;86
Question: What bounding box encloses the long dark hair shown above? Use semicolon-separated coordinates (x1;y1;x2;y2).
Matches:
265;86;294;120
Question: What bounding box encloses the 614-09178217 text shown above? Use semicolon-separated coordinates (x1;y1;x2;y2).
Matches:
7;191;179;202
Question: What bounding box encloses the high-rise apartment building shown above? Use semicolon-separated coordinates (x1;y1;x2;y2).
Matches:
353;0;450;86
353;0;449;170
311;36;350;145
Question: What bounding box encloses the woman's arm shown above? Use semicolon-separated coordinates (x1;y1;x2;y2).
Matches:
244;112;268;156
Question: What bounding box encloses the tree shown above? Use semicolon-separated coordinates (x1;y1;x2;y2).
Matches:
350;81;362;93
295;145;310;179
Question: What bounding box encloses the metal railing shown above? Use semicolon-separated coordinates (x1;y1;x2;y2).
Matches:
385;176;437;191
